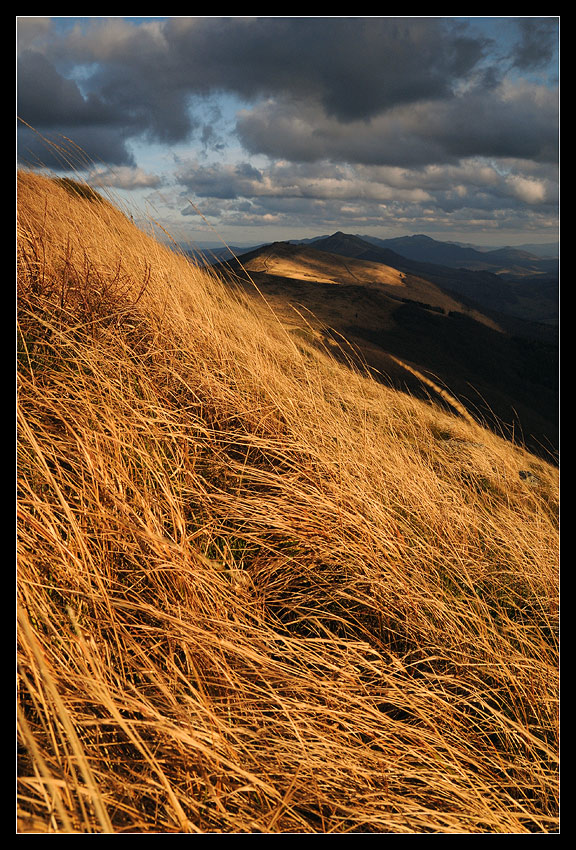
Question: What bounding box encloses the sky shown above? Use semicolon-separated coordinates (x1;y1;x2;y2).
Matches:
17;16;559;248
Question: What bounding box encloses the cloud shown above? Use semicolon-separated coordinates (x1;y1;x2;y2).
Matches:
17;19;196;165
16;17;52;53
16;17;559;241
509;17;559;71
17;44;137;167
88;165;164;190
236;78;558;167
16;17;524;157
174;155;557;233
175;158;437;205
140;16;489;122
180;188;557;241
17;49;116;129
17;17;558;171
17;122;136;170
503;174;550;204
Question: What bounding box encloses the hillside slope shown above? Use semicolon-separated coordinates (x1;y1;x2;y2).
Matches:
17;172;559;834
217;240;558;458
311;232;559;330
219;239;492;320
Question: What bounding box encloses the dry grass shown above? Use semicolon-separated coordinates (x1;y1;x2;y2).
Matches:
17;170;559;833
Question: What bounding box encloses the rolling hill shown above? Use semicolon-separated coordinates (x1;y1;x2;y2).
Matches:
218;239;494;318
202;231;558;330
215;239;558;459
308;233;558;329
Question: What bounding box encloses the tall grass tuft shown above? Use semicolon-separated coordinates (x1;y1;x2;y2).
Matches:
17;170;559;834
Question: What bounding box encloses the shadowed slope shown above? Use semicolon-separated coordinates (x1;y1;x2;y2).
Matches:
312;232;559;330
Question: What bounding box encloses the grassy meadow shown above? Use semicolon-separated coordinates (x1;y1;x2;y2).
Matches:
17;170;559;833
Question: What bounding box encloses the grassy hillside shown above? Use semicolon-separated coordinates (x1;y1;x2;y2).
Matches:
17;171;559;834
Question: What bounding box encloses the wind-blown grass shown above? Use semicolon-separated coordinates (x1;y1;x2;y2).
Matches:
17;170;559;833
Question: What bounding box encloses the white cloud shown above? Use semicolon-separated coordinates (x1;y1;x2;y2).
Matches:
89;165;163;190
505;175;549;204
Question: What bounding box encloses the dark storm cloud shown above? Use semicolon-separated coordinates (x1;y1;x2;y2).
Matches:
17;17;493;155
510;18;559;71
235;79;558;167
17;18;197;166
17;46;138;167
17;16;558;173
17;122;137;170
162;16;488;122
18;50;98;129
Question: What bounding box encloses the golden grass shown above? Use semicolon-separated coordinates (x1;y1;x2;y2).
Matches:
17;170;559;833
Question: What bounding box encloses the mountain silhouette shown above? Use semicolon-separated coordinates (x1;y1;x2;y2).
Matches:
357;233;559;276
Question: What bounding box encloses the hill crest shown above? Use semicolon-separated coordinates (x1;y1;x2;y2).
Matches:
215;233;557;458
218;237;499;325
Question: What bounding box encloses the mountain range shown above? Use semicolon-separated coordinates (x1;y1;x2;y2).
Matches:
354;234;558;275
210;233;558;459
188;231;558;276
189;231;558;324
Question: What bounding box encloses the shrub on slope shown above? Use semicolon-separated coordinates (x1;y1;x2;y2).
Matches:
17;172;559;834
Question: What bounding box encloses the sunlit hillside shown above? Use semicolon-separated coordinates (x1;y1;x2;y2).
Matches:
224;241;456;302
17;171;559;834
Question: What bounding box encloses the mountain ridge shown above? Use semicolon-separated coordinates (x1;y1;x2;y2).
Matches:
357;233;559;275
189;230;558;326
186;230;558;277
293;232;558;329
